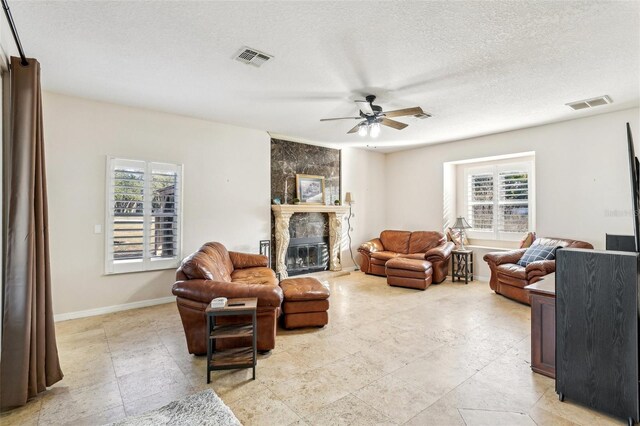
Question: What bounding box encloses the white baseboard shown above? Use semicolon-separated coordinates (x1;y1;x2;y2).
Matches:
54;296;175;322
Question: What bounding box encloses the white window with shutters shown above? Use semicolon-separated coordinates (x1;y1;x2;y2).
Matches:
105;157;183;274
464;160;533;241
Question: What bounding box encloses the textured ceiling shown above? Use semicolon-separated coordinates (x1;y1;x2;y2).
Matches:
9;1;640;152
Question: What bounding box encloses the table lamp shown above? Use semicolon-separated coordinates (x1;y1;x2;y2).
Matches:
452;216;471;250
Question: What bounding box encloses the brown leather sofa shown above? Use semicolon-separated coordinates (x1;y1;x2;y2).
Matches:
172;242;283;355
483;237;593;304
358;230;454;283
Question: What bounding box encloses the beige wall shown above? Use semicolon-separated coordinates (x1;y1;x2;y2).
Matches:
341;147;387;268
43;92;386;316
385;107;640;277
44;92;274;315
43;90;639;314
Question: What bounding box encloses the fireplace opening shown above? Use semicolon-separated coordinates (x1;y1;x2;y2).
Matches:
285;237;329;276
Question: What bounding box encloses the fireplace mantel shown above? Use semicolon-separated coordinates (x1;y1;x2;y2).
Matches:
271;204;349;215
271;204;350;278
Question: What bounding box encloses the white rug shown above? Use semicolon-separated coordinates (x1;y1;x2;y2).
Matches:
110;389;241;426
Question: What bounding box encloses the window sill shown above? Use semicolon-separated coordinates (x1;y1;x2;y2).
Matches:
466;238;520;250
105;259;179;275
105;269;178;276
465;244;513;251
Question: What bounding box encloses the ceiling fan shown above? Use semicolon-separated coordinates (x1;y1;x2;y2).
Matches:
320;95;428;137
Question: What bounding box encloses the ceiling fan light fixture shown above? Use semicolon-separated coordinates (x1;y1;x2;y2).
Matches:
370;122;381;138
319;94;423;136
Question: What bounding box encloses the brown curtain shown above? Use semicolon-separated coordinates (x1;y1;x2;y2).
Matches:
0;56;62;410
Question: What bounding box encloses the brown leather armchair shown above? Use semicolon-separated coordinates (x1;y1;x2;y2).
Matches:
483;237;593;304
172;242;283;354
358;230;454;283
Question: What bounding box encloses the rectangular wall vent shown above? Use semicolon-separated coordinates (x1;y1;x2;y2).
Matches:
234;46;273;67
566;95;612;111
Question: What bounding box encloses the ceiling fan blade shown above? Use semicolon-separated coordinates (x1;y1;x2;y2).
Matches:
380;118;408;130
382;107;424;118
320;117;361;121
355;100;374;116
347;122;364;134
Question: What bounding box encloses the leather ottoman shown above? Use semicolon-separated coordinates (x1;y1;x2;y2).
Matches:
385;257;433;290
279;277;330;329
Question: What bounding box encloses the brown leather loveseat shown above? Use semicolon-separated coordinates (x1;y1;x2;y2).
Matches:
483;237;593;304
358;230;454;283
172;242;283;354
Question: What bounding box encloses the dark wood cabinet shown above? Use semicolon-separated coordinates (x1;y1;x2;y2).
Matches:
556;248;640;425
526;275;556;379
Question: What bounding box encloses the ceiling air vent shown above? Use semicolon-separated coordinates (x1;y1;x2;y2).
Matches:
234;46;273;67
566;95;612;111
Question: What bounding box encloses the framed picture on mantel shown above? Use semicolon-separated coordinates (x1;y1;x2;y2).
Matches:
296;174;325;204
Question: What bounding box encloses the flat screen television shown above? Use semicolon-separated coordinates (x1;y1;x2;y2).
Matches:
626;122;640;252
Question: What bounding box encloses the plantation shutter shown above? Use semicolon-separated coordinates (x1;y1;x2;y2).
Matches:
108;159;146;270
149;164;180;261
498;170;529;233
467;172;494;231
106;158;182;274
465;161;532;239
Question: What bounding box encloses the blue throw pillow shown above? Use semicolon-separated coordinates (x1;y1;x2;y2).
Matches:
517;245;559;267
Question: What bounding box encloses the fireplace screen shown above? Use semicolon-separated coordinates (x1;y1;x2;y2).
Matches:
285;240;329;276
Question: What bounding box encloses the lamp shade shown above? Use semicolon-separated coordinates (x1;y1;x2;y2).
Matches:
345;192;354;204
452;216;471;230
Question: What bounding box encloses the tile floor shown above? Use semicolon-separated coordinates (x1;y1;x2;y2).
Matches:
0;272;623;425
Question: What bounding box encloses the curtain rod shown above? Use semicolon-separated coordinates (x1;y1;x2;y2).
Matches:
1;0;27;66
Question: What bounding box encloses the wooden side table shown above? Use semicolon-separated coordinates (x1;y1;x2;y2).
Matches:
525;274;556;379
452;249;473;284
205;297;257;384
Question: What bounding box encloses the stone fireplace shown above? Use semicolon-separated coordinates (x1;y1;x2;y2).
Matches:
272;204;349;279
270;138;343;277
